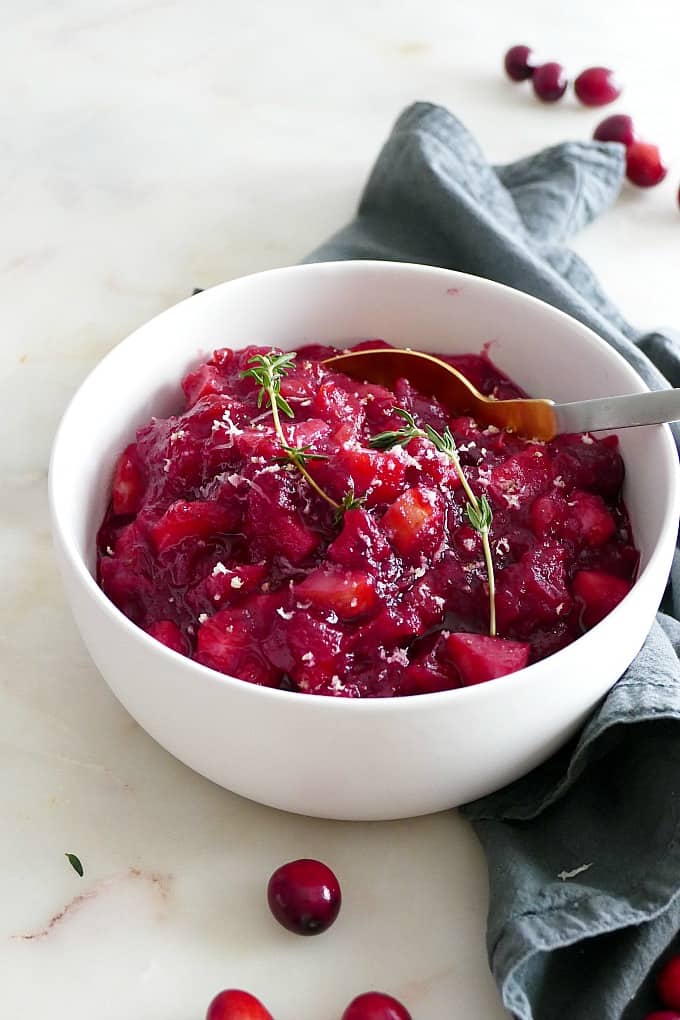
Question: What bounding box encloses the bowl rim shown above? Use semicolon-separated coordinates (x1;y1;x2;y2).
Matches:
48;259;680;714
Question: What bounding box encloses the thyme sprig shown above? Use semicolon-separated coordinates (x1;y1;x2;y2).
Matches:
370;407;497;637
370;408;422;449
277;443;329;466
333;484;367;524
465;492;496;637
242;352;340;511
242;351;296;418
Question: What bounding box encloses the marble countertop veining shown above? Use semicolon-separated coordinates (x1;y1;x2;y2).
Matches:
2;1;679;1017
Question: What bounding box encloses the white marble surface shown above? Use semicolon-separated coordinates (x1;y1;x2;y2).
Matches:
2;1;679;1017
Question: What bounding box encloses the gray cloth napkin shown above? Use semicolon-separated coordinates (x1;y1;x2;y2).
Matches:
304;102;680;1020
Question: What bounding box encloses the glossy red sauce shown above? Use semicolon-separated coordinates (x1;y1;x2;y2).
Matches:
97;342;638;697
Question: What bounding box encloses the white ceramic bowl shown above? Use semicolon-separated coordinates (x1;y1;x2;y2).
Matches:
49;261;679;821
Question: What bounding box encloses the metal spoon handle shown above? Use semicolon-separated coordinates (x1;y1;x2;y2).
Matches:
554;388;680;434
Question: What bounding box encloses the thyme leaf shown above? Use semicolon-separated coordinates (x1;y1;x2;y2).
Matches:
65;853;84;877
241;352;339;511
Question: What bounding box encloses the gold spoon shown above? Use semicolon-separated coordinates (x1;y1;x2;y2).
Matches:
324;347;680;441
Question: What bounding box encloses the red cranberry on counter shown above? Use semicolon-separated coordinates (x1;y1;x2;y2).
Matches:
593;114;637;149
657;954;680;1009
626;141;668;187
267;858;341;935
504;45;536;81
205;989;273;1020
342;991;412;1020
574;66;622;106
532;62;568;102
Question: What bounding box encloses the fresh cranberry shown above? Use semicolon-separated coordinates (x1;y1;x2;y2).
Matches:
658;955;680;1009
593;114;637;149
532;62;568;102
504;45;536;81
342;991;412;1020
267;858;341;935
574;66;622;106
626;141;668;187
205;989;273;1020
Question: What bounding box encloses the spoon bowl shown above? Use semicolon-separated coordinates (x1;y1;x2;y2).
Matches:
325;347;680;439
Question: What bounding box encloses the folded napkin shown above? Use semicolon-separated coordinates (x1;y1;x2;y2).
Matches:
305;103;680;1020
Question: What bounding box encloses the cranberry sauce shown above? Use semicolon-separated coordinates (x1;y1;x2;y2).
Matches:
97;343;638;697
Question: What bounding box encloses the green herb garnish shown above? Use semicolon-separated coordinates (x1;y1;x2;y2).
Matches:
369;408;422;449
333;484;367;524
242;352;359;516
65;853;84;877
242;351;297;418
370;408;497;636
277;443;329;465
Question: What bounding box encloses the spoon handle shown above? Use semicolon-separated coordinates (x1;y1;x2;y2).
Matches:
555;388;680;434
